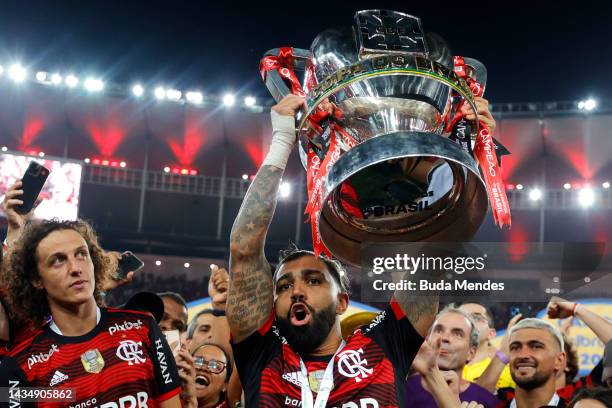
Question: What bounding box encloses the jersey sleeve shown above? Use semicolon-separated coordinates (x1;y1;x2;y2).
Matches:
145;316;182;401
361;297;424;378
0;355;36;408
231;313;282;394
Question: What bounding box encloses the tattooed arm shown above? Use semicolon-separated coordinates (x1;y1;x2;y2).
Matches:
395;287;439;338
227;95;305;343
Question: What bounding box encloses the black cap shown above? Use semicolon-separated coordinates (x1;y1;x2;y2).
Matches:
122;292;164;323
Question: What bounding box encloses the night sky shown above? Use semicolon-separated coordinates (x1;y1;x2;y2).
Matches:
0;0;610;103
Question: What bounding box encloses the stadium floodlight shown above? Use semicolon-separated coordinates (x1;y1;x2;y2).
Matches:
1;146;7;152
603;181;610;189
132;84;144;97
84;158;91;163
279;181;291;198
119;161;126;168
0;66;4;75
244;96;256;107
528;188;542;201
515;184;523;190
578;187;595;208
578;98;597;111
223;93;235;107
65;74;79;88
35;71;48;82
51;73;62;85
154;87;166;100
155;260;162;266
186;91;203;104
166;89;182;100
163;166;170;173
563;183;571;190
242;174;249;180
84;77;104;92
184;262;191;268
583;98;597;111
8;64;27;83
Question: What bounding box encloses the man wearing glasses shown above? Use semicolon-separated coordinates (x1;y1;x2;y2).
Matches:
459;302;515;389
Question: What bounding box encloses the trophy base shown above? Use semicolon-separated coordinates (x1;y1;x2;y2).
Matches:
319;131;488;266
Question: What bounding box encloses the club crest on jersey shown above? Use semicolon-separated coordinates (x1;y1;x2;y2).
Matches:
116;340;146;365
337;348;373;383
81;349;105;374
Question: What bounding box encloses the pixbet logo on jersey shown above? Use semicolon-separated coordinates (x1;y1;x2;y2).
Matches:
108;320;144;336
27;344;60;369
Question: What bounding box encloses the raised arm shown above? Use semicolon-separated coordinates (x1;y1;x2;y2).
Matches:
226;95;305;343
548;296;612;344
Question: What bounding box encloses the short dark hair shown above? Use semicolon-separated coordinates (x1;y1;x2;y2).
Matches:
569;387;612;408
191;342;233;381
157;291;187;309
460;301;495;328
275;243;350;294
187;308;226;339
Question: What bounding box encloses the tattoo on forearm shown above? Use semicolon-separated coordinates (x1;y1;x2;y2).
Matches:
395;289;439;337
227;165;283;341
230;165;282;251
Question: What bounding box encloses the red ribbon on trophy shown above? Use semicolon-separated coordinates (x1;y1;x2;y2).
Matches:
451;56;511;228
260;47;307;97
260;47;358;256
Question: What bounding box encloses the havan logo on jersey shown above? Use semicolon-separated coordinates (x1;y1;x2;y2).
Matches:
27;344;59;370
108;320;144;336
155;338;173;384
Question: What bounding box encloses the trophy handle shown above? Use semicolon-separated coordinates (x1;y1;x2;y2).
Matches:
262;48;311;102
462;57;487;91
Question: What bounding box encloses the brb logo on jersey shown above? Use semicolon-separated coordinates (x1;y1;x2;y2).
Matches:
108;320;144;336
27;344;59;370
116;340;146;366
337;348;373;383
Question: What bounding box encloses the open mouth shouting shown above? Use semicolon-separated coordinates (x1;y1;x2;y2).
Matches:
289;302;313;326
195;374;211;390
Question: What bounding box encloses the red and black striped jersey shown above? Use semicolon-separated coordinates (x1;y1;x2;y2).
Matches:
0;308;181;407
495;361;603;408
232;298;423;408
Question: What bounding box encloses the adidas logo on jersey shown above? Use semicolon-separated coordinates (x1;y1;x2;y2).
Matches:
281;371;303;387
50;370;69;386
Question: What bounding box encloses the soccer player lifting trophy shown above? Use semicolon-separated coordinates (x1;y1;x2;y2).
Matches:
260;9;511;265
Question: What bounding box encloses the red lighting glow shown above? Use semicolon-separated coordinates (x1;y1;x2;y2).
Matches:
86;123;126;158
167;166;198;176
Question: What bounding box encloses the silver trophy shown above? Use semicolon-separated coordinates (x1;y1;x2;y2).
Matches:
262;10;492;266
